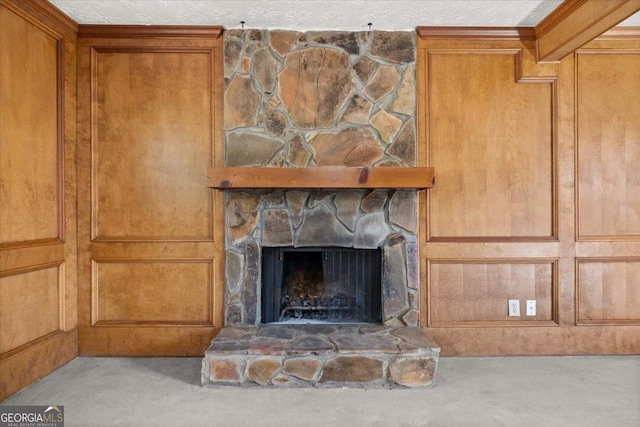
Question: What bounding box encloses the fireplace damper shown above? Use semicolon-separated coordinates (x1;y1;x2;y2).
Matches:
261;247;382;324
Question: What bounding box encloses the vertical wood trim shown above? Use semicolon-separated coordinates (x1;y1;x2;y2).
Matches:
56;38;65;243
557;52;577;328
89;46;99;242
514;58;560;241
213;39;226;327
57;262;66;330
416;46;428;327
90;258;98;326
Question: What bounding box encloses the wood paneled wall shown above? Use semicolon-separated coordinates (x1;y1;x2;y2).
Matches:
76;26;225;355
2;10;638;395
0;0;78;399
418;28;640;354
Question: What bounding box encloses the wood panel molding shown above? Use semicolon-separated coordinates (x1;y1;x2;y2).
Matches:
1;3;66;249
89;46;217;242
417;26;536;41
535;0;640;62
576;258;640;326
0;262;65;355
79;24;223;39
208;166;435;189
91;258;215;326
427;258;559;327
420;48;557;242
1;0;78;400
76;30;224;356
575;49;640;241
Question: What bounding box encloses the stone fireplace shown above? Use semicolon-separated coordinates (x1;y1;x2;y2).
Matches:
202;29;439;388
222;28;420;327
225;189;419;327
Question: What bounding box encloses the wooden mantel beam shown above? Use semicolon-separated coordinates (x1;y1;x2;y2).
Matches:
535;0;640;62
207;167;435;190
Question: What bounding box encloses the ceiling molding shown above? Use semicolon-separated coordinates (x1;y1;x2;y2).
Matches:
2;0;78;37
417;27;536;41
78;25;223;39
595;26;640;39
535;0;640;62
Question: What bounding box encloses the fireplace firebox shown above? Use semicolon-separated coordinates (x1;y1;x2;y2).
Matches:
261;247;382;324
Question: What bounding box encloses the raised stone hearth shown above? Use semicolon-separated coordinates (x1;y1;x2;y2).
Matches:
202;325;440;388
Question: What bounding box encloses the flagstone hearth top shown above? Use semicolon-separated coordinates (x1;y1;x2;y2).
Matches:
202;325;440;388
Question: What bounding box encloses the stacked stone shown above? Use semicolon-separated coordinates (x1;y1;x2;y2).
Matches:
224;189;420;327
224;29;416;167
223;29;420;328
202;325;439;388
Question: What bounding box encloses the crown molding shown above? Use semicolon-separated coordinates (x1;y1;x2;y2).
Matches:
417;27;536;41
78;25;223;39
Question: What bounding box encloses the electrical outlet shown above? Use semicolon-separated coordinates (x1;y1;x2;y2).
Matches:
526;300;536;316
508;299;520;317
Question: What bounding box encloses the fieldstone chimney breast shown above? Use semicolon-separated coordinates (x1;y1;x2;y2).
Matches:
222;29;420;327
203;29;440;389
224;29;416;168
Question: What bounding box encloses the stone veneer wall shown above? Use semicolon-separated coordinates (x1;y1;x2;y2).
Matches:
223;29;418;327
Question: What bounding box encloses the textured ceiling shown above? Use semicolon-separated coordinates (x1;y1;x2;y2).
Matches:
49;0;640;31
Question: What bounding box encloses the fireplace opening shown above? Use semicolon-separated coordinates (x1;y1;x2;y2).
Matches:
261;247;382;324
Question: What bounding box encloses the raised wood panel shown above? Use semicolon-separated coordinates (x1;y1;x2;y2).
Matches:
0;4;62;246
92;259;213;324
92;48;213;241
417;31;640;355
77;30;224;356
577;259;640;325
0;264;63;354
429;260;556;326
576;51;640;240
427;51;555;240
0;0;77;399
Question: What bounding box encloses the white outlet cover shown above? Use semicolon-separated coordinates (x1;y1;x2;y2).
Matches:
526;300;536;316
508;299;520;317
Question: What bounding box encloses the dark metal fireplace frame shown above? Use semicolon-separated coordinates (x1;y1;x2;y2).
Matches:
261;247;382;324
